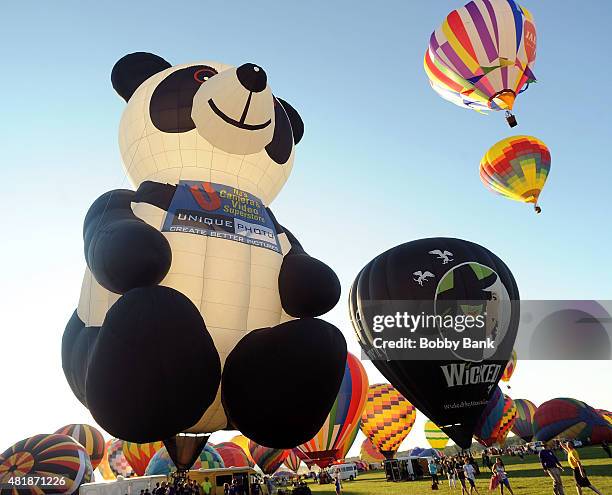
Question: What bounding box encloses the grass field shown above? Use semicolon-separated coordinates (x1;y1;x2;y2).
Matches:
305;447;612;494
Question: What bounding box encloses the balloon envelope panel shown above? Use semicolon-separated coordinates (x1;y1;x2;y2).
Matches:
54;424;105;471
121;441;163;476
248;441;288;475
511;399;537;441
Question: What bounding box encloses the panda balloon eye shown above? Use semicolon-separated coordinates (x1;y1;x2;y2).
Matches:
194;67;218;83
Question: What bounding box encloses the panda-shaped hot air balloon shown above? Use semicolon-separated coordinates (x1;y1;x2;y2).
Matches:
61;52;347;448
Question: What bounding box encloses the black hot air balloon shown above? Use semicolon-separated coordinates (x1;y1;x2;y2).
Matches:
349;238;519;449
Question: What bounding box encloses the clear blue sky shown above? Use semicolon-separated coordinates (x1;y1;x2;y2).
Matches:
1;0;610;459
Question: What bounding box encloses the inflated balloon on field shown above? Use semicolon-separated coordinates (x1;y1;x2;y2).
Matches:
198;444;224;469
284;449;302;473
97;440;116;480
106;439;135;478
533;398;612;443
145;447;202;476
474;388;517;447
214;442;250;468
511;399;537;442
350;238;520;449
54;424;105;470
298;353;368;467
480;136;551;213
425;420;449;450
248;441;288;475
121;441;163;476
360;383;416;459
501;350;517;382
597;409;612;426
0;434;93;495
425;0;537;127
360;438;385;464
230;436;254;466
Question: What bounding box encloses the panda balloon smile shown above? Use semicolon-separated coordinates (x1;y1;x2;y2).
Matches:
61;52;347;449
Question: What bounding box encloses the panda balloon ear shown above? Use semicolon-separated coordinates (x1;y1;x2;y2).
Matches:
111;52;172;102
276;98;304;144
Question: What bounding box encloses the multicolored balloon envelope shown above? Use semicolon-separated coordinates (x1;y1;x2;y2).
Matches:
214;443;251;468
424;420;450;450
298;352;368;467
360;383;416;459
501;350;517;382
360;438;385;464
284;449;302;473
248;441;288;475
121;441;163;476
144;447;202;476
0;434;93;495
480;136;551;213
106;438;135;478
350;238;520;449
511;399;537;441
425;0;537;126
597;409;612;426
474;388;517;447
230;436;255;466
54;424;105;470
198;444;224;469
533;398;612;444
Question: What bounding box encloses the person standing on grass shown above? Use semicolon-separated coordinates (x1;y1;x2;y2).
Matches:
455;459;468;494
429;458;440;487
540;442;565;495
462;457;480;494
493;457;515;495
444;459;457;490
562;441;604;495
334;474;342;495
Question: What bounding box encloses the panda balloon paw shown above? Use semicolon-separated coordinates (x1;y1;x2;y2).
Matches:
62;52;347;446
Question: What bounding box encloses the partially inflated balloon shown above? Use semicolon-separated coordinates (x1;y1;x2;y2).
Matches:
97;440;115;480
298;353;368;467
533;398;612;444
425;0;537;126
350;238;520;449
248;441;288;475
425;421;449;450
122;441;163;476
0;434;93;495
474;389;517;447
501;350;517;382
284;449;302;473
54;424;105;470
144;447;202;476
360;438;385;464
360;384;416;459
480;136;550;213
199;444;224;469
106;439;135;478
214;443;250;468
230;436;255;466
511;399;537;441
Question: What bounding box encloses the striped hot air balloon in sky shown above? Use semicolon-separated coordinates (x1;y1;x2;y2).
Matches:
501;350;517;382
248;441;288;475
360;383;416;459
54;424;105;471
480;136;551;213
121;441;163;476
284;449;302;473
0;434;93;495
424;420;450;450
299;353;368;467
533;398;612;444
425;0;537;126
511;399;537;442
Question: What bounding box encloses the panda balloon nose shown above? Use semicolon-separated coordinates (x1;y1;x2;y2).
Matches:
236;63;267;93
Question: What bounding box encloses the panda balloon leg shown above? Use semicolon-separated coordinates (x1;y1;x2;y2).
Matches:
222;318;347;447
63;286;221;443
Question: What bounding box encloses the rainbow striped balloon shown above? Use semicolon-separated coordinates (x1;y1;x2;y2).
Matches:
360;383;416;459
480;135;551;213
424;420;449;450
214;443;250;468
511;399;537;441
0;434;93;495
501;350;517;382
248;441;288;475
54;424;105;470
425;0;537;124
299;353;368;467
121;441;163;476
284;449;302;473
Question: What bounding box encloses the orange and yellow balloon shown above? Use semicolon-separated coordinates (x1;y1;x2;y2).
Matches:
121;441;163;476
501;350;517;382
360;383;416;459
480;136;550;213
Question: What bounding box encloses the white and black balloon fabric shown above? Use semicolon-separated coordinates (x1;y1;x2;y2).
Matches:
61;52;347;449
349;237;520;448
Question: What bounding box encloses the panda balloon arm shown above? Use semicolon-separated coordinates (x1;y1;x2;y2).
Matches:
83;189;172;295
266;210;340;317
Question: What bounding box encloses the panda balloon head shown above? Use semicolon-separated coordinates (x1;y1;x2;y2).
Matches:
111;52;304;205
